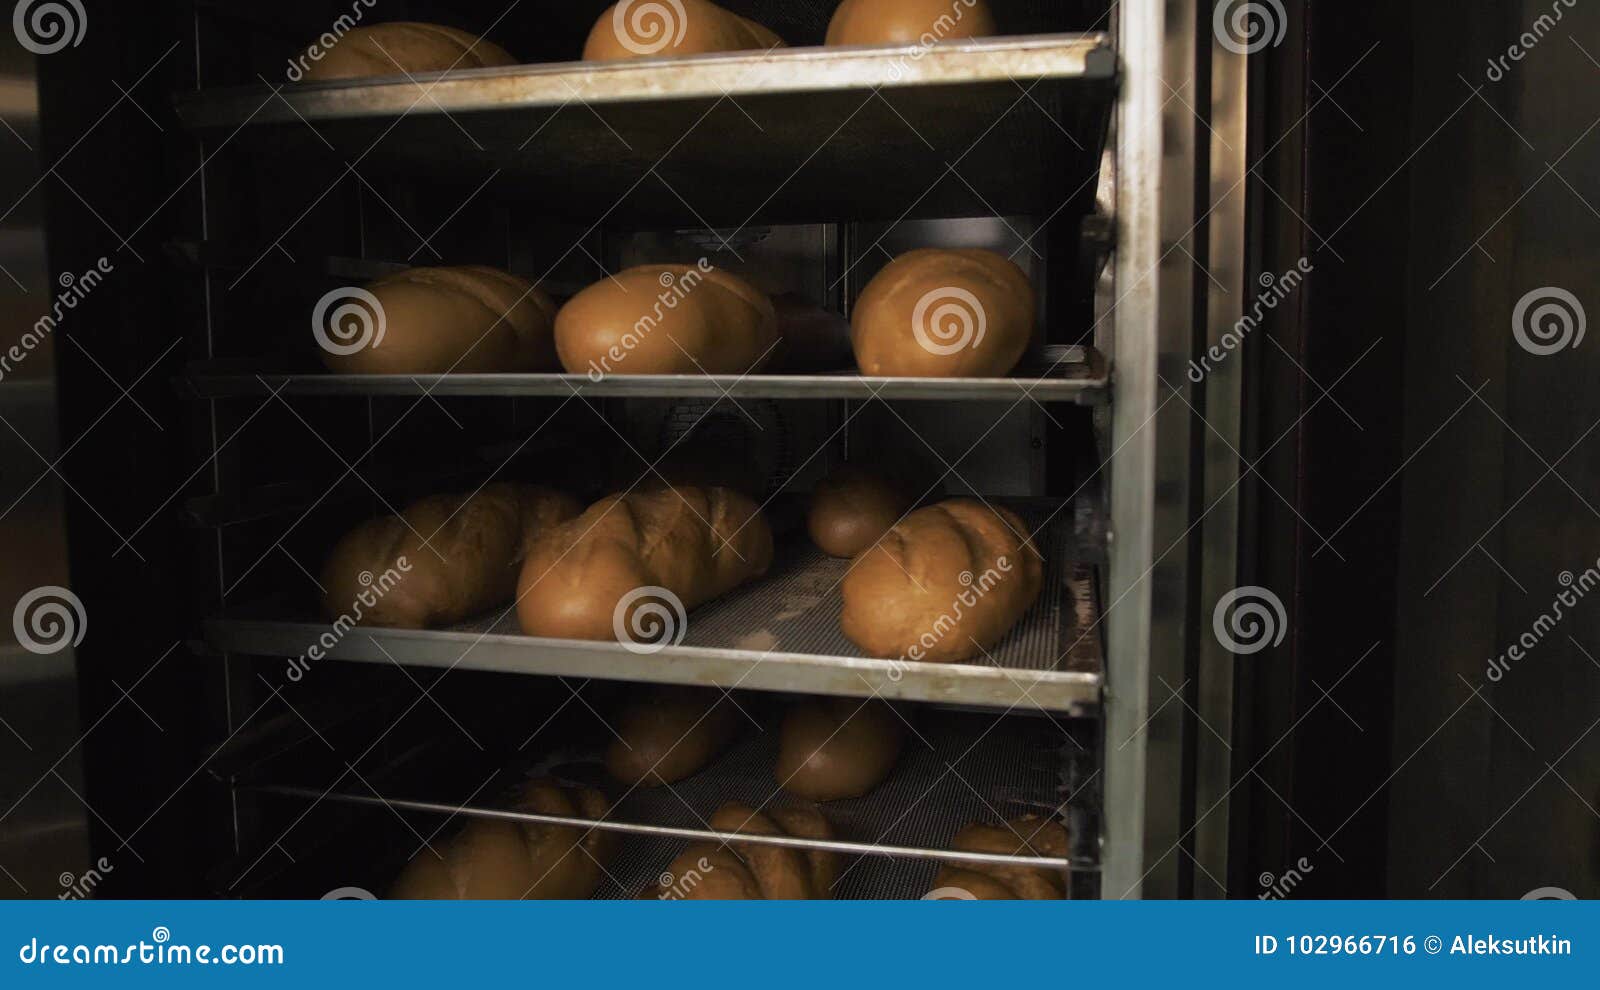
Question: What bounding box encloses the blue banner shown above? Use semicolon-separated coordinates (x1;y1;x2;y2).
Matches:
0;901;1590;987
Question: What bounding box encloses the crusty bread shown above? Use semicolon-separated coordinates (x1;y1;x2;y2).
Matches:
851;248;1034;378
319;265;558;375
554;265;778;377
826;0;997;46
320;484;581;631
647;801;838;899
389;778;612;900
930;814;1069;899
516;485;773;643
301;23;516;81
776;697;904;801
604;686;741;786
807;466;913;558
584;0;784;60
839;499;1042;662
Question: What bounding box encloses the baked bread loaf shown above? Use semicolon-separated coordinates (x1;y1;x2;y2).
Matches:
647;802;838;899
776;697;904;800
826;0;997;46
319;266;558;376
584;1;785;61
807;466;913;558
851;248;1034;378
389;779;613;899
554;265;778;377
839;500;1042;662
300;23;516;82
604;687;741;786
929;814;1069;899
320;484;582;631
516;485;774;643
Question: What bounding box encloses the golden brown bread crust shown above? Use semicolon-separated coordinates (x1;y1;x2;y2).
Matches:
320;484;582;631
319;265;558;376
930;814;1069;899
807;466;914;559
584;0;785;61
850;248;1034;378
554;265;778;377
840;499;1042;663
646;802;838;899
388;779;612;900
603;687;741;786
301;23;517;82
826;0;997;46
516;485;774;643
775;697;905;801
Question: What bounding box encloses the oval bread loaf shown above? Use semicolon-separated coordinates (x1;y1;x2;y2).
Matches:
319;266;558;376
320;483;581;631
516;485;773;643
929;814;1069;900
851;248;1034;378
839;499;1042;663
584;0;785;61
826;0;997;46
604;687;741;787
646;802;838;899
807;466;914;559
776;697;904;801
301;23;516;82
554;265;778;377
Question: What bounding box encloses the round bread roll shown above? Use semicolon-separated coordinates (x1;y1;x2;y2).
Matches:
653;844;764;899
320;266;557;376
776;697;904;801
708;803;814;900
320;484;582;631
826;0;997;46
554;265;778;377
807;466;913;558
839;499;1042;663
851;248;1034;378
300;23;516;82
930;814;1069;900
604;687;741;786
516;485;773;643
767;806;840;896
584;0;785;61
647;802;839;899
514;780;615;899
